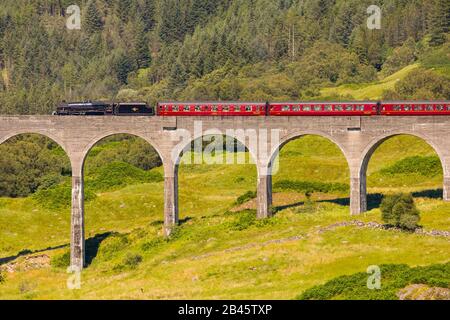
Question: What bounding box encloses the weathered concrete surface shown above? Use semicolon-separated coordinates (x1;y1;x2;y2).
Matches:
1;115;449;269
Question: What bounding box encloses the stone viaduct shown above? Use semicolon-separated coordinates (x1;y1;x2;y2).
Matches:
1;115;449;269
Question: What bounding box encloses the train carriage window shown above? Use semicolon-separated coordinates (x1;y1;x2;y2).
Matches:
314;106;322;111
426;105;434;111
335;105;343;111
223;106;230;112
404;106;411;111
282;106;290;112
393;105;401;111
344;105;353;111
324;105;332;111
303;106;311;111
413;106;423;111
245;106;253;112
437;105;444;111
212;106;219;112
173;106;179;112
357;105;364;111
293;106;300;112
184;106;190;112
195;105;201;112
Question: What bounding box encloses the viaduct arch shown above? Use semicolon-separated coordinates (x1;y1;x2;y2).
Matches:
0;115;449;269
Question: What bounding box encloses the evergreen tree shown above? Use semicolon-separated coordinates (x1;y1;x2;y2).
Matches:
381;193;420;231
85;0;103;34
114;51;133;84
116;0;132;23
428;0;449;46
134;19;151;68
141;0;156;32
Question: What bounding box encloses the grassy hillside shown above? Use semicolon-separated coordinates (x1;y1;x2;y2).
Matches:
320;64;420;100
0;134;448;299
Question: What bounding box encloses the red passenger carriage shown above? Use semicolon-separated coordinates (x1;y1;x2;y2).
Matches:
380;101;450;116
269;101;378;116
157;101;267;116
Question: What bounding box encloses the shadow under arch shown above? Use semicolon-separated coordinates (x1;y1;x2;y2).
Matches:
266;133;351;214
358;132;446;212
265;131;350;214
80;133;165;265
173;134;258;220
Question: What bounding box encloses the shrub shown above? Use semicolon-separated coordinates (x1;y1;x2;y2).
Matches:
297;262;449;300
97;233;130;261
51;250;71;268
86;162;163;192
274;180;348;194
230;211;256;231
122;253;143;269
113;253;143;271
380;193;420;231
228;210;276;231
380;156;442;177
33;183;96;209
235;191;257;205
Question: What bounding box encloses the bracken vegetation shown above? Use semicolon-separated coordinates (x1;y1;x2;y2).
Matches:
297;262;450;300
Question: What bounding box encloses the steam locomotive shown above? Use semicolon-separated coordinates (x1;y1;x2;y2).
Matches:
54;100;450;116
54;101;154;116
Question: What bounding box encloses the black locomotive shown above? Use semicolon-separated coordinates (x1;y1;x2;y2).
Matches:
54;101;155;116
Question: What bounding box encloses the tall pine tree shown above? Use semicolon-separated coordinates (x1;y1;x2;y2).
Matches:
85;0;103;35
134;18;151;68
428;0;449;46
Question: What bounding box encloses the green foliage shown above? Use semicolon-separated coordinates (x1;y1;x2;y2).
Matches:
85;0;103;34
32;183;97;209
86;162;163;192
85;136;162;172
0;0;447;114
0;135;71;198
383;67;450;100
235;191;256;205
381;38;417;77
0;271;4;284
298;262;450;300
96;233;130;261
122;253;143;269
428;0;450;47
228;210;276;231
380;156;442;177
274;180;349;194
51;250;71;268
380;193;420;231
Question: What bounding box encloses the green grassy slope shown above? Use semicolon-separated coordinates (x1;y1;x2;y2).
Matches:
0;133;448;299
320;64;420;100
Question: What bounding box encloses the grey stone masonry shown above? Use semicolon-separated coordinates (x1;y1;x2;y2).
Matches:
1;115;449;269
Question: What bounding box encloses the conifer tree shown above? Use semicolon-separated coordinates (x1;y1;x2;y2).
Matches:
428;0;449;46
85;0;103;34
134;18;151;68
141;0;156;32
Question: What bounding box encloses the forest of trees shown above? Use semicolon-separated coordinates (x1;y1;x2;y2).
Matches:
0;0;449;114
